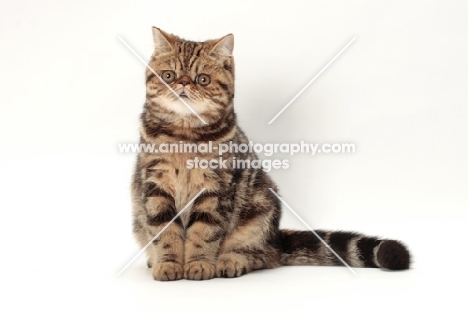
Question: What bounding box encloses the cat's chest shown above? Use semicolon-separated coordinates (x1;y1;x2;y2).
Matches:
173;159;205;209
143;144;220;225
170;155;215;226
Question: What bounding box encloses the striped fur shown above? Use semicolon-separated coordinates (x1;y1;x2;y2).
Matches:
131;28;411;281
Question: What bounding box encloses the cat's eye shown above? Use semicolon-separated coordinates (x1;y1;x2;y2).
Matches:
195;73;211;86
161;70;176;83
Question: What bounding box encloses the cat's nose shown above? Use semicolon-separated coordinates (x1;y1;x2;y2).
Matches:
176;75;191;86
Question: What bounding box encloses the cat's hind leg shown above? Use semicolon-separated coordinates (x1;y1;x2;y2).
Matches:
216;212;281;277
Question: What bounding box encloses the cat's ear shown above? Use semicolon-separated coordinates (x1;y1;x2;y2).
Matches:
152;27;174;54
209;34;234;57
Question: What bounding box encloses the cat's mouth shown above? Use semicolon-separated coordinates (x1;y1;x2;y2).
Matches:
179;92;189;99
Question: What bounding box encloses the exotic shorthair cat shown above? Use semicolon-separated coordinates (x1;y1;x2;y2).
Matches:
131;27;410;281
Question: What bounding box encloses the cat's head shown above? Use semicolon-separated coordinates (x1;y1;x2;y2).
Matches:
145;27;235;127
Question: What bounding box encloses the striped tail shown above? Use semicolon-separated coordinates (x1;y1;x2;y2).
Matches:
279;230;410;270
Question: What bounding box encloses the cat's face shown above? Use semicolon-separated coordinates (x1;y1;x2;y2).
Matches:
146;28;235;126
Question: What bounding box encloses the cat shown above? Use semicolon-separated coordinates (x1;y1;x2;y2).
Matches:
131;27;411;281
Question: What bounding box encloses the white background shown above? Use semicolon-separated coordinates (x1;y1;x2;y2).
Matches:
1;0;467;310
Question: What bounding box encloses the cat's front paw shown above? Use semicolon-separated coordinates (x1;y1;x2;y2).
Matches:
216;253;250;278
152;262;183;281
184;261;216;280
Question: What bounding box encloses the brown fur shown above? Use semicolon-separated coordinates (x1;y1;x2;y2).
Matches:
131;28;411;281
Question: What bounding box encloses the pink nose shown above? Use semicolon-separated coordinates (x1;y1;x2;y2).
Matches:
176;75;191;86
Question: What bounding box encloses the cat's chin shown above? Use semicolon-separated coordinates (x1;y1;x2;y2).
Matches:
163;99;211;116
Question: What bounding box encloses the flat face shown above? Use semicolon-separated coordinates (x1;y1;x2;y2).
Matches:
145;32;235;126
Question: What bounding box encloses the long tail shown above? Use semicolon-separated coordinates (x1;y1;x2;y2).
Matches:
279;230;410;270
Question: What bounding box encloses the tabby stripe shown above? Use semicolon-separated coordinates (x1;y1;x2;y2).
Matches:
144;182;174;203
252;169;266;188
231;168;243;185
203;230;223;243
194;61;201;76
142;109;237;141
160;254;178;262
193;192;218;206
186;254;209;263
215;203;231;219
237;206;268;227
280;230;325;254
146;73;155;83
223;59;234;73
210;97;228;107
186;211;221;228
155;129;189;140
198;124;235;141
356;237;381;268
147;209;182;227
179;55;186;70
142;119;177;139
232;248;267;259
217;80;230;93
182;43;190;68
144;158;168;169
194;115;236;141
327;231;360;265
188;44;203;69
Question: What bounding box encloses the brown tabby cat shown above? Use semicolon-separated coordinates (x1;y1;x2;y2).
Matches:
131;27;410;281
